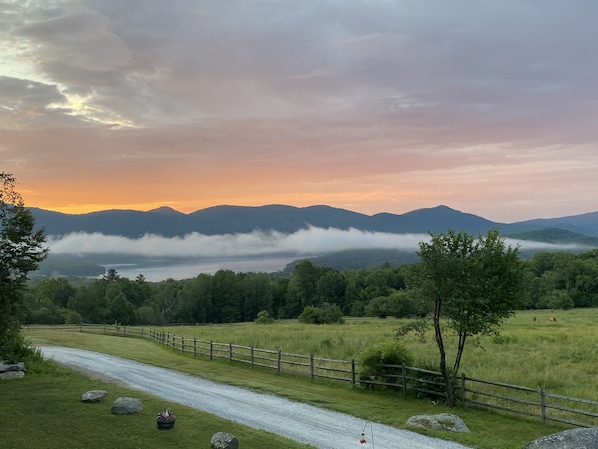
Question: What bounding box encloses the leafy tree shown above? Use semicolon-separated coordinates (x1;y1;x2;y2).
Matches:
402;229;526;406
0;172;48;360
284;259;320;317
34;277;76;308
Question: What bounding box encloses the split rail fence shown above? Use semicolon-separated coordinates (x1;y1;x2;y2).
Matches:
26;323;598;428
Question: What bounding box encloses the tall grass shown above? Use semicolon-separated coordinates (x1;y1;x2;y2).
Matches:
157;309;598;402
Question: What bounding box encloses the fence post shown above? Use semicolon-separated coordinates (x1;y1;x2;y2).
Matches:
351;359;356;386
310;354;315;382
461;373;466;409
541;388;547;426
229;343;233;362
193;338;197;357
277;350;282;374
181;337;185;352
210;341;213;360
251;347;255;368
402;363;407;396
173;335;176;350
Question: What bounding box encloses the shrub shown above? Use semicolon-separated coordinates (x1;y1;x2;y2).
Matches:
298;303;344;324
358;341;413;390
255;310;274;324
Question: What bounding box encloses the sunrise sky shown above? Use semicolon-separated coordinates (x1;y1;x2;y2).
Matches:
2;1;597;223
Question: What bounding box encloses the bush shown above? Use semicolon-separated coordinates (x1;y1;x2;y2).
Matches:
358;341;413;390
65;310;83;325
255;310;274;324
298;303;344;324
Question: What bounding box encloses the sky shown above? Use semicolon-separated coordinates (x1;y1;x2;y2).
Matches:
2;0;598;224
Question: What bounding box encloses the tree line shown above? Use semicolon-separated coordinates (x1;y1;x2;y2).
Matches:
20;247;598;326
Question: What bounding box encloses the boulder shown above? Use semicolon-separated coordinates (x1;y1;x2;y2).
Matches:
211;432;239;449
525;428;598;449
0;361;26;373
406;413;470;432
0;370;26;380
82;390;108;403
111;397;142;414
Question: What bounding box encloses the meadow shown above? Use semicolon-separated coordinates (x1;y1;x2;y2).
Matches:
15;308;596;449
155;308;598;402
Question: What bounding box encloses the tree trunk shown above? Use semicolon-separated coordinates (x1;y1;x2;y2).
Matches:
433;298;454;406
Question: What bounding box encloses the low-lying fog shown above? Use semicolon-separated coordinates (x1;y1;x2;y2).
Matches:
46;227;590;281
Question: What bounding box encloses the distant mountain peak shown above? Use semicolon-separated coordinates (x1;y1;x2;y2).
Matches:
147;206;185;215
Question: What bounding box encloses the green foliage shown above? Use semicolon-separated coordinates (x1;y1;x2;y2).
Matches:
64;310;83;325
0;172;48;361
395;318;430;343
414;228;525;406
255;310;275;324
298;303;344;324
358;340;413;389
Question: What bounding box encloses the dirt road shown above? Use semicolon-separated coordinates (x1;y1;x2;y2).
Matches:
40;346;473;449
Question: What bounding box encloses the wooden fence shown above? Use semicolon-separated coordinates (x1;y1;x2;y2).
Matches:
26;324;598;428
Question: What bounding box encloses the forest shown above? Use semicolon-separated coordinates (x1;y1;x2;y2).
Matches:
21;249;598;326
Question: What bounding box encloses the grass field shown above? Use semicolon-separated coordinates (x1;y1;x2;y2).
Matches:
151;308;598;402
14;309;595;448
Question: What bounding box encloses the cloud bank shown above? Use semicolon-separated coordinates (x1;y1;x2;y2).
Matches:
47;227;589;259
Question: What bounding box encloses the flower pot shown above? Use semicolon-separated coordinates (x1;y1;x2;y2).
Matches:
157;418;176;430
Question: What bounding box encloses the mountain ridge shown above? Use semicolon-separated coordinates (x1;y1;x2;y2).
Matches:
29;204;598;239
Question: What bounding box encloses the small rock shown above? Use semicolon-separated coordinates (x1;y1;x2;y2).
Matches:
406;413;470;432
525;427;598;449
211;432;239;449
0;371;26;380
111;397;142;414
82;390;108;403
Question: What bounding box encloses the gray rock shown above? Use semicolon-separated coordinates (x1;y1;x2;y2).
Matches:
0;370;26;380
82;390;108;403
211;432;239;449
525;427;598;449
406;413;470;432
0;362;26;373
111;396;142;414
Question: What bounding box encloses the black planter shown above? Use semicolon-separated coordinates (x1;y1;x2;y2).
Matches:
157;418;176;430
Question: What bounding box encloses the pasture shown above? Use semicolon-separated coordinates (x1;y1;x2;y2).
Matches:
156;308;598;402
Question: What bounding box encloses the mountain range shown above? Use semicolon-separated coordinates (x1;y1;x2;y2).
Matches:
30;204;598;240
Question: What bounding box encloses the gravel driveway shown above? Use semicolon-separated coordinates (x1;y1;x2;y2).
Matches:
40;346;473;449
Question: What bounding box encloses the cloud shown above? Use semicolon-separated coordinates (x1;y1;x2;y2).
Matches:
2;1;598;223
46;227;428;258
47;227;588;259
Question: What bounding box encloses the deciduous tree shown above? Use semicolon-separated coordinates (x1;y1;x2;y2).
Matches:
0;172;48;360
401;229;525;406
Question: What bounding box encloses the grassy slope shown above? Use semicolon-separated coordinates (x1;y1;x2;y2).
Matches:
16;329;572;449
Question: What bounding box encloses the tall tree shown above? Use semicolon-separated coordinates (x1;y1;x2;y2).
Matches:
406;229;525;406
0;172;48;360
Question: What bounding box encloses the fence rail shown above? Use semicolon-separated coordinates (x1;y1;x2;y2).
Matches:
25;323;598;428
